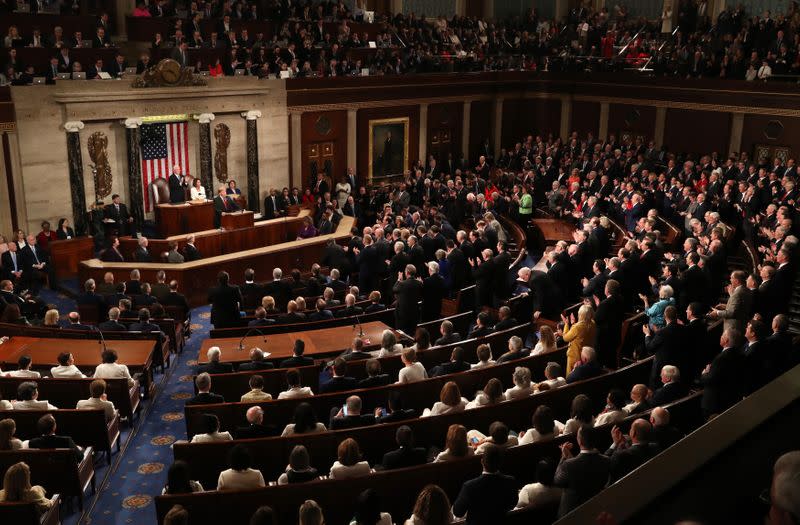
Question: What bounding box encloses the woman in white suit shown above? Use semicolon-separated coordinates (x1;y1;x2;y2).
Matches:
190;178;206;200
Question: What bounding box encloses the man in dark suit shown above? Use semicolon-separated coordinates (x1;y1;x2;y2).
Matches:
649;407;683;450
393;264;424;335
554;426;612;517
701;328;745;419
321;240;351;280
185;373;225;405
77;277;108;310
234;406;279;439
566;347;603;383
353;236;379;294
240;268;264;309
337;337;373;362
130;308;163;337
445;240;467;293
468;311;494;339
453;444;518;525
212;186;239;228
529;269;565;321
593;279;626;368
104;193;134;237
434;319;461;346
650;365;688;406
19;234;50;293
208;271;242;329
28;414;84;462
335;294;364;318
357;359;390;388
248;307;276;327
279;340;315;368
238;348;274;371
168;165;188;203
492;241;512;304
263;268;292;311
643;306;686;388
679;253;708;310
471;248;496;308
197;347;234;375
98;307;127;332
263;189;281;219
278;301;306;324
161;280;190;312
605;419;660;483
493;306;518;331
131;238;152;264
1;242;24;286
320;358;357;394
428;347;471;377
378;425;427;471
182;234;201;261
421;262;446;321
329;395;376;430
309;299;334;321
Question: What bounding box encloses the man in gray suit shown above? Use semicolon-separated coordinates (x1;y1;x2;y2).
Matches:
170;41;189;67
709;270;753;333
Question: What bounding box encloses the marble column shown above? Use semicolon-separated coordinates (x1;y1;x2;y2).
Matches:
242;110;262;213
418;103;428;164
599;102;610;141
654;106;667;149
461;101;471;160
560;96;572;140
347;109;357;174
64;121;87;236
728;113;744;156
196;113;215;194
290;112;302;189
492;98;503;161
123;118;144;229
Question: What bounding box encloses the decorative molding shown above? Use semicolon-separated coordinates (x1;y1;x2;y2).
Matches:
241;110;262;120
63;121;85;133
87;131;113;201
244;118;260;212
213;123;231;183
0;122;16;132
196;113;216;124
287;95;493;114
132;59;207;88
123;117;143;129
125;125;145;228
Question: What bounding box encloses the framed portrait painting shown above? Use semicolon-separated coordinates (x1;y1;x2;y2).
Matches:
368;117;409;183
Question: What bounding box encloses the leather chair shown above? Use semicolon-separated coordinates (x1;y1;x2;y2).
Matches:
150;178;171;206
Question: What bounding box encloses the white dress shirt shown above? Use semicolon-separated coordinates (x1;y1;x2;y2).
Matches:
397;362;427;384
277;386;314;399
93;363;135;388
50;365;86;378
76;396;116;421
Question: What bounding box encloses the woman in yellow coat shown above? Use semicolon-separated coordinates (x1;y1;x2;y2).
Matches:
560;304;597;373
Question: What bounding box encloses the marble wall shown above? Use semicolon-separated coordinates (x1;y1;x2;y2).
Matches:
9;77;289;234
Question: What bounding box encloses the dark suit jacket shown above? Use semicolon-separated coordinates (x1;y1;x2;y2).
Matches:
607;442;659;483
357;374;390;388
429;360;470;377
393;278;423;331
421;274;446;321
309;310;334;321
701;347;744;416
197;361;234;375
434;333;461;346
208;284;242;328
234;423;279;439
554;451;611;517
183;243;201;261
248;318;276;327
28;434;84;462
185;392;225;405
566;361;603;383
644;321;687;387
453;472;518;525
98;320;127;332
379;446;428;470
320;376;358;394
169;174;186;203
279;355;315;368
238;361;274;371
162;292;190;311
650;381;688;406
329;414;376;430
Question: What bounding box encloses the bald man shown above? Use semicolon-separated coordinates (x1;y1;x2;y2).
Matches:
605;418;659;483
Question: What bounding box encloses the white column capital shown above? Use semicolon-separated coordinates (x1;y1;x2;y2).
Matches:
196;113;216;124
64;121;85;133
123;117;143;129
241;110;262;120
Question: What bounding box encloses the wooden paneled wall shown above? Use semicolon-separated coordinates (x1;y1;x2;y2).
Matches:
664;109;732;157
300;110;348;190
426;102;463;166
608;103;656;143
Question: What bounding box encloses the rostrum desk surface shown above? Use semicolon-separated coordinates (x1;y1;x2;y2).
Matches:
198;321;393;363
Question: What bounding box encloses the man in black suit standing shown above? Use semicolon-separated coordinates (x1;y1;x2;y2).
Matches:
208;271;242;329
554;426;611;517
453;444;518;525
643;306;686;388
378;425;427;471
593;279;625;368
492;241;512;304
185;373;225;405
470;248;496;309
393;264;424;335
421;261;446;322
19;234;50;293
701;327;745;419
161;280;190;312
279;340;314;368
353;234;379;294
212;186;239;228
168;165;188;203
240;268;264;309
28;414;84;462
133;237;152;262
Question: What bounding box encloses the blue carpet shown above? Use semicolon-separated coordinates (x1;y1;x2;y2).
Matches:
36;287;212;525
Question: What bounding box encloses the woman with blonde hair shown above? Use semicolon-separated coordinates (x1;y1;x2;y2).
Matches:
261;296;279;315
532;325;557;355
42;309;60;328
0;462;53;515
504;367;534;400
0;419;23;450
433;424;473;462
422;381;467;417
560;305;596;372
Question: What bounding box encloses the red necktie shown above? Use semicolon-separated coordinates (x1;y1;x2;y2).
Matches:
223;197;229;211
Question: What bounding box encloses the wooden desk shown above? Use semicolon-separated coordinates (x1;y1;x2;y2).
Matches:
0;336;156;391
80;216;355;307
221;210;255;230
49;237;95;280
156;201;215;237
198;321;393;364
118;210;310;261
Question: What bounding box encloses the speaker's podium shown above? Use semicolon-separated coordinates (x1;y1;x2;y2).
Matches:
220;210;255;230
156;201;215;237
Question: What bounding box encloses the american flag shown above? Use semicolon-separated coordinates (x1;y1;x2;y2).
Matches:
140;121;190;212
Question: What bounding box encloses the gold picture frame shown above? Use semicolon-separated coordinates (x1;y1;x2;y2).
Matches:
368;117;409;183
